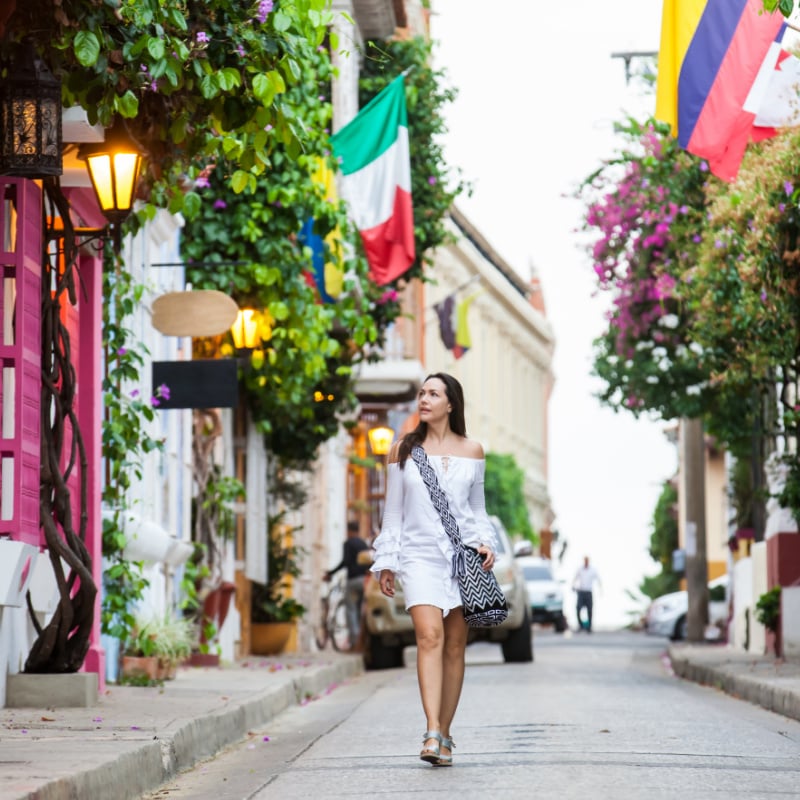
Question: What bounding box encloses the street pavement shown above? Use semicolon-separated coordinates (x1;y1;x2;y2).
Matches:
1;637;799;800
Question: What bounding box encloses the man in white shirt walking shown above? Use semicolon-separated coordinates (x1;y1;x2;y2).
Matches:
573;556;601;632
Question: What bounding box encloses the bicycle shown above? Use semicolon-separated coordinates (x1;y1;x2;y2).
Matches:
314;571;350;652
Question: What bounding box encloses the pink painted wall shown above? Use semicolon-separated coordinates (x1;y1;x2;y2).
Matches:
0;178;42;546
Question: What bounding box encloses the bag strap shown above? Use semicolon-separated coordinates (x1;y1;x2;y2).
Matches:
411;445;466;579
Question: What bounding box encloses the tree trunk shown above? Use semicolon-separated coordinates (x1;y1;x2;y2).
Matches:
683;417;709;643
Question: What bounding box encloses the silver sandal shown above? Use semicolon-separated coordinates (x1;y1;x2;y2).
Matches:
420;730;443;764
434;735;455;766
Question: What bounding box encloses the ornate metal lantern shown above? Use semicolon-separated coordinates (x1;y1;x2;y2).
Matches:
0;42;62;177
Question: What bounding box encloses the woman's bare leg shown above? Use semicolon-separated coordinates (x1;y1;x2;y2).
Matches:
409;604;445;750
439;607;468;757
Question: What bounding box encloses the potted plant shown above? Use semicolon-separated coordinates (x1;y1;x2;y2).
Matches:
121;616;161;682
122;613;196;682
755;585;782;657
250;513;307;655
150;613;196;678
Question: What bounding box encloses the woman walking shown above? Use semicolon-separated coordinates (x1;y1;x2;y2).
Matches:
370;372;497;766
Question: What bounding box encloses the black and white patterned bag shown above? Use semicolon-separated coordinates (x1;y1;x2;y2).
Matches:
411;446;509;628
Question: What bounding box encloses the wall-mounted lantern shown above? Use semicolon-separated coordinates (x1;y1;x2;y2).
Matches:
368;425;395;456
78;117;143;251
0;41;63;178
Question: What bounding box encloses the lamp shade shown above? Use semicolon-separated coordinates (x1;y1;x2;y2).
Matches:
0;42;62;177
368;426;395;456
78;117;142;225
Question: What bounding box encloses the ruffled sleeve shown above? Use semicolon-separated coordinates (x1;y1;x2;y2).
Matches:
464;460;499;553
370;462;403;574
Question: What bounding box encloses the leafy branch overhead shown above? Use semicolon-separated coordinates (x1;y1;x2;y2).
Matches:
5;0;335;218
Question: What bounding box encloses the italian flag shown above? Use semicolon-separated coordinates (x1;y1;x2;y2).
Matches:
331;76;415;286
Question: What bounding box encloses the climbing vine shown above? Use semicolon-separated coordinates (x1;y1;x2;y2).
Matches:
25;180;97;674
100;256;166;646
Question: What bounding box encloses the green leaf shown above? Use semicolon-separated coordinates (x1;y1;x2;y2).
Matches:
116;91;139;118
74;31;101;67
253;73;275;106
231;170;250;193
283;57;302;83
147;37;166;60
200;74;218;100
273;10;292;31
219;68;242;91
183;192;202;220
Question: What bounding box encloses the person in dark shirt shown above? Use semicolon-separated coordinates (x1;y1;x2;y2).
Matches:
325;521;370;650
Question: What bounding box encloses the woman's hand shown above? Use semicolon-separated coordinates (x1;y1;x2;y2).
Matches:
379;569;396;597
477;545;495;570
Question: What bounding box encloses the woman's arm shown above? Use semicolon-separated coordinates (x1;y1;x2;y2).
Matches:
369;460;403;575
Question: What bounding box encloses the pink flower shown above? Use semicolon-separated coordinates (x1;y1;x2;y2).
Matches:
256;0;274;23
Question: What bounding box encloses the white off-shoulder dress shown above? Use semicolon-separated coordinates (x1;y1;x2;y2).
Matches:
370;453;499;614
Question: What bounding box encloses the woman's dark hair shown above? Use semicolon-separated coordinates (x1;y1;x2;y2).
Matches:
397;372;467;467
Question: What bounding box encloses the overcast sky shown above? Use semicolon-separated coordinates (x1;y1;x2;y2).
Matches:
429;1;678;627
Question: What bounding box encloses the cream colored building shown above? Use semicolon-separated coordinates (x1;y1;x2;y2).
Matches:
424;206;556;535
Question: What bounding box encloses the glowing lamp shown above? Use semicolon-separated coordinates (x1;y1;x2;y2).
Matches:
231;308;259;350
78;117;143;228
368;426;395;456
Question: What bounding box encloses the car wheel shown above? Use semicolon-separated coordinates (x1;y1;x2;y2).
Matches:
671;615;687;641
554;613;567;633
364;633;404;670
501;608;533;663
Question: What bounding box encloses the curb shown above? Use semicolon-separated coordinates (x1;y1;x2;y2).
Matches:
24;658;363;800
668;648;800;724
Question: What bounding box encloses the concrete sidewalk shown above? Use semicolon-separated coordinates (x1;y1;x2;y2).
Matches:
0;652;363;800
668;642;800;723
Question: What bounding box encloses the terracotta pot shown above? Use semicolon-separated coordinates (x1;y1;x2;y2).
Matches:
121;655;160;680
251;622;294;655
200;581;237;644
157;658;177;680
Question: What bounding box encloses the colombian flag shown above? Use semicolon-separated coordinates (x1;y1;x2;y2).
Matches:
298;160;344;303
655;0;784;181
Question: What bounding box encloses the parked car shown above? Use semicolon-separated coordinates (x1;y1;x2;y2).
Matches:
362;515;532;669
645;574;729;641
516;555;567;632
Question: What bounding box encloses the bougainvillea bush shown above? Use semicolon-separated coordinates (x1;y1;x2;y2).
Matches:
579;117;711;419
